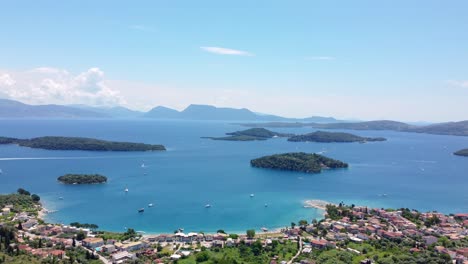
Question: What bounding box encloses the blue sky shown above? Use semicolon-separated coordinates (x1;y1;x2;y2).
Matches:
1;0;467;121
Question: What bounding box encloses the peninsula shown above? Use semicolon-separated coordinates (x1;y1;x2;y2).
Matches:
251;152;348;173
287;131;386;143
203;128;293;141
0;136;166;151
57;174;108;184
454;149;468;157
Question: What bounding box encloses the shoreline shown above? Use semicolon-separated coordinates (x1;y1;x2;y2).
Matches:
34;198;330;236
303;199;335;211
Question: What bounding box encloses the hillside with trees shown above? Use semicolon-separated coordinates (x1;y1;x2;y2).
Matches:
204;128;293;141
288;131;386;143
250;152;348;173
58;174;108;184
0;136;165;151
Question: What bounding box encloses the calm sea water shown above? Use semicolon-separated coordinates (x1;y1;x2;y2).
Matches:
0;119;467;233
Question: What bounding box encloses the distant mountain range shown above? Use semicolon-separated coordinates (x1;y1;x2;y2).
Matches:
0;98;340;122
240;120;468;137
0;99;109;118
2;98;468;136
144;104;339;122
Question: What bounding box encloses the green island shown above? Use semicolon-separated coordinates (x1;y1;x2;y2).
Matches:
203;128;293;141
57;174;108;185
288;131;386;143
251;152;348;173
454;149;468;156
0;136;165;151
1;187;468;264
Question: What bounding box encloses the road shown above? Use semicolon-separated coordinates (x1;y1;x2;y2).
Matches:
82;246;111;264
287;236;302;264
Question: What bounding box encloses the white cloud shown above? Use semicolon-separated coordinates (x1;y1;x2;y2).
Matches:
0;73;16;86
200;46;254;56
305;56;335;61
0;67;125;107
446;80;468;88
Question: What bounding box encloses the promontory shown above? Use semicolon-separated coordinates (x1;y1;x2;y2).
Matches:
454;149;468;157
203;128;293;141
58;174;107;184
0;136;166;151
250;152;348;173
287;131;386;143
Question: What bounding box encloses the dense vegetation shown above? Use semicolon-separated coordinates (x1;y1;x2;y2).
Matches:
0;136;165;151
227;128;292;138
57;174;107;184
204;135;269;141
176;240;298;264
454;148;468;156
288;131;386;143
0;189;40;213
204;128;293;141
251;152;348;173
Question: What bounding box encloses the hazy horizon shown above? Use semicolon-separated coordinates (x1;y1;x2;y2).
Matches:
1;1;468;122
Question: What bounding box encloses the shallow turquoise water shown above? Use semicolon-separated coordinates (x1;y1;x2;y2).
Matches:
0;119;467;233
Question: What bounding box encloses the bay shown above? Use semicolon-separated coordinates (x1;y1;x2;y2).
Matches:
0;119;467;233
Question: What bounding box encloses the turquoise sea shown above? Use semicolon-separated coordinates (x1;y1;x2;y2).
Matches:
0;119;467;233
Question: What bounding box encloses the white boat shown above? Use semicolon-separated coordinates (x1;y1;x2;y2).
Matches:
264;203;268;207
250;194;255;198
141;163;146;168
261;227;268;232
148;203;154;207
205;204;211;208
125;187;129;193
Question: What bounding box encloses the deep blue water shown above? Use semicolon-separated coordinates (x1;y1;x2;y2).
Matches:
0;119;467;233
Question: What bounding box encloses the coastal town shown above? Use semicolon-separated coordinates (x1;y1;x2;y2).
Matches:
1;190;467;264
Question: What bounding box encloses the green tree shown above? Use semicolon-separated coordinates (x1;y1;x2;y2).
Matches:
246;229;256;239
31;194;40;202
195;251;210;262
17;188;30;196
76;231;86;241
298;219;308;226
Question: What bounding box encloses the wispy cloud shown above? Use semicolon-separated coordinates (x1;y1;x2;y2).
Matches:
305;56;336;61
200;46;254;56
446;80;468;88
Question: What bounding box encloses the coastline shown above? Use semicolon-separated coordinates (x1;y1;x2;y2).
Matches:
303;199;335;211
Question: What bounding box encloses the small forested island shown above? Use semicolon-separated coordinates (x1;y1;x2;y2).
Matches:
203;128;293;141
57;174;108;184
287;131;386;143
454;149;468;156
0;136;165;151
251;152;348;173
